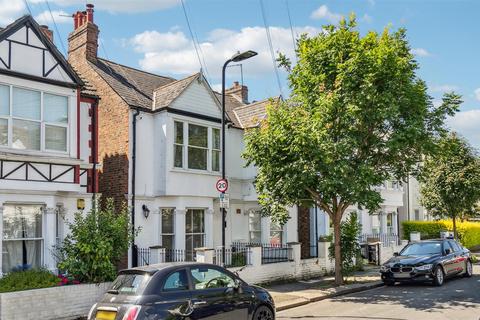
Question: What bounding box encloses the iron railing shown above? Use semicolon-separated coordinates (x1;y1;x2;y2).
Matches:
359;233;400;247
137;247;151;266
231;242;293;264
214;247;251;267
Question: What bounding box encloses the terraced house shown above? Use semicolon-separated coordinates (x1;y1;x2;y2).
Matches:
67;5;300;267
0;15;98;274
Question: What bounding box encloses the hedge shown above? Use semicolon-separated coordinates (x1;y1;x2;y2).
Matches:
402;220;480;249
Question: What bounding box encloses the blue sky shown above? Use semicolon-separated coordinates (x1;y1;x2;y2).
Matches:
1;0;479;147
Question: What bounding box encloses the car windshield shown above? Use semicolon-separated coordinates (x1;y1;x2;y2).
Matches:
110;272;148;295
401;242;442;256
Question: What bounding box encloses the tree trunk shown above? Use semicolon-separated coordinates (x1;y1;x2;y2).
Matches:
333;216;344;285
452;215;457;240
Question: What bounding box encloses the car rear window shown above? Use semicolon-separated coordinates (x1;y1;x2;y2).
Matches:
401;242;442;256
110;273;148;295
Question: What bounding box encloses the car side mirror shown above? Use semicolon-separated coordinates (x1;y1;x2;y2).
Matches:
444;248;451;255
393;252;399;257
233;279;243;293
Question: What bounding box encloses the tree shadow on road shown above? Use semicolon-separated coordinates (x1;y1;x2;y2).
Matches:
333;273;480;313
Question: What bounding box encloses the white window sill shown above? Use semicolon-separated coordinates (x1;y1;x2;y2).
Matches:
170;167;222;177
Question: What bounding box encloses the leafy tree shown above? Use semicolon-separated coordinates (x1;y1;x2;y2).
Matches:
56;198;137;283
419;132;480;239
243;16;458;285
328;212;362;279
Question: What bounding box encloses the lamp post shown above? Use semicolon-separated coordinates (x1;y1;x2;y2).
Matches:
221;50;257;266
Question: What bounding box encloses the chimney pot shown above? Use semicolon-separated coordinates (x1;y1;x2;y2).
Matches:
39;25;53;42
86;4;94;23
226;82;248;104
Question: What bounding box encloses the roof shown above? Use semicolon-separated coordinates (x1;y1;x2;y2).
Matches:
0;15;83;86
88;58;175;109
233;97;279;128
153;73;200;110
214;92;244;127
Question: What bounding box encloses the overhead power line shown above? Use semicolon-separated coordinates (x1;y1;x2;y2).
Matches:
44;0;67;55
285;0;297;57
23;0;33;15
259;0;283;97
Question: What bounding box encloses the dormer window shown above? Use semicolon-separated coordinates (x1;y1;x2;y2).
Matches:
0;84;69;153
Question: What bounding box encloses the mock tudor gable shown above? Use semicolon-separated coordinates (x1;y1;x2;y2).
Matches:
0;16;81;87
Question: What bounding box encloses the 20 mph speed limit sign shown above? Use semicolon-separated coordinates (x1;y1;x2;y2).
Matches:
216;179;228;193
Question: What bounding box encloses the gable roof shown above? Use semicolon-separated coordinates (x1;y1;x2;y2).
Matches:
0;15;83;86
214;92;244;128
89;58;175;110
233;97;279;128
153;73;200;110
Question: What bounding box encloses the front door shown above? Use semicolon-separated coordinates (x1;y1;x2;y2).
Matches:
188;266;251;320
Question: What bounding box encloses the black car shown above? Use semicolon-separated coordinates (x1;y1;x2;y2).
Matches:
380;239;473;286
88;262;275;320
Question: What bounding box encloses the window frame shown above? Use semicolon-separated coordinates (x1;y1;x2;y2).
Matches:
2;204;44;273
248;209;262;243
0;82;70;154
172;119;221;173
160;208;175;250
161;269;191;292
188;266;236;291
269;219;284;245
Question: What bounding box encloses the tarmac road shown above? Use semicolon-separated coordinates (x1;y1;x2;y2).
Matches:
277;264;480;320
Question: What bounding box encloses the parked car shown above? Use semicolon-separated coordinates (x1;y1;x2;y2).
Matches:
88;262;275;320
380;239;473;286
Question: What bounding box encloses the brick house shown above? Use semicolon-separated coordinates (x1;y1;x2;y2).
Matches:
0;15;98;274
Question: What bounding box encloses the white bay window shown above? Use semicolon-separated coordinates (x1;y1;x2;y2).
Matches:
174;120;220;172
0;84;69;153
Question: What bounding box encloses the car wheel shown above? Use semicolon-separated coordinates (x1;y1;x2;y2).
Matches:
464;260;473;278
383;280;395;286
253;305;274;320
433;266;445;286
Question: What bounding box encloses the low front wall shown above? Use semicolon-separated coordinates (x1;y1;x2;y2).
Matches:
230;257;332;285
0;282;111;320
379;240;409;264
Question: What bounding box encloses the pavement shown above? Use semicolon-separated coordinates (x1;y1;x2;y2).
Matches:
266;265;384;311
277;264;480;320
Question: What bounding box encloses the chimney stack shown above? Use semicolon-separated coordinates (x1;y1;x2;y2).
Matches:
39;25;53;42
225;81;249;104
68;4;98;62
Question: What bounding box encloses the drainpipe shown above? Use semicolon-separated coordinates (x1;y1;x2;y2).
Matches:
131;108;140;268
91;101;98;210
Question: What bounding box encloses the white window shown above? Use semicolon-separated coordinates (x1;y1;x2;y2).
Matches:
173;120;220;172
212;128;220;172
185;209;205;261
0;84;69;152
160;208;174;250
2;204;43;272
248;209;262;243
174;121;184;168
269;220;284;245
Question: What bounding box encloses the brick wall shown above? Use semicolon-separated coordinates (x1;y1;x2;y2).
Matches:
68;23;130;210
297;205;311;259
0;282;111;320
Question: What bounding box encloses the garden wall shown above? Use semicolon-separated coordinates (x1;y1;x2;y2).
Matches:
0;282;111;320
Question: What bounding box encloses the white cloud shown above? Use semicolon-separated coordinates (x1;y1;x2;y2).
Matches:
447;109;480;149
129;25;321;77
411;48;431;57
361;14;373;24
35;10;71;25
310;5;343;23
0;0;25;26
367;0;375;6
430;84;459;93
474;88;480;101
29;0;180;13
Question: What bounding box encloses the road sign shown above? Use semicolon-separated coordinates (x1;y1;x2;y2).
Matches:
216;179;228;193
219;193;230;209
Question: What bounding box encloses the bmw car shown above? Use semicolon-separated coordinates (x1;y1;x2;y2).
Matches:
88;262;275;320
380;239;473;286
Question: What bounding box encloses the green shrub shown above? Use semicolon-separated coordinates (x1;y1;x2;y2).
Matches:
402;221;448;240
402;220;480;249
56;198;139;283
0;269;58;293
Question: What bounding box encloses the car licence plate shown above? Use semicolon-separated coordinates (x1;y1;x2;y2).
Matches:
393;273;411;279
95;310;117;320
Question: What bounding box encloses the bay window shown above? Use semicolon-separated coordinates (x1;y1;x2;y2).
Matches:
2;204;43;272
173;120;220;172
0;84;69;152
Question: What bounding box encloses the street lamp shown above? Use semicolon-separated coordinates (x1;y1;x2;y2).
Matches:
221;50;257;266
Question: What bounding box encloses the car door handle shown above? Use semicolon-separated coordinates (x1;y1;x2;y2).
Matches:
193;300;207;306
